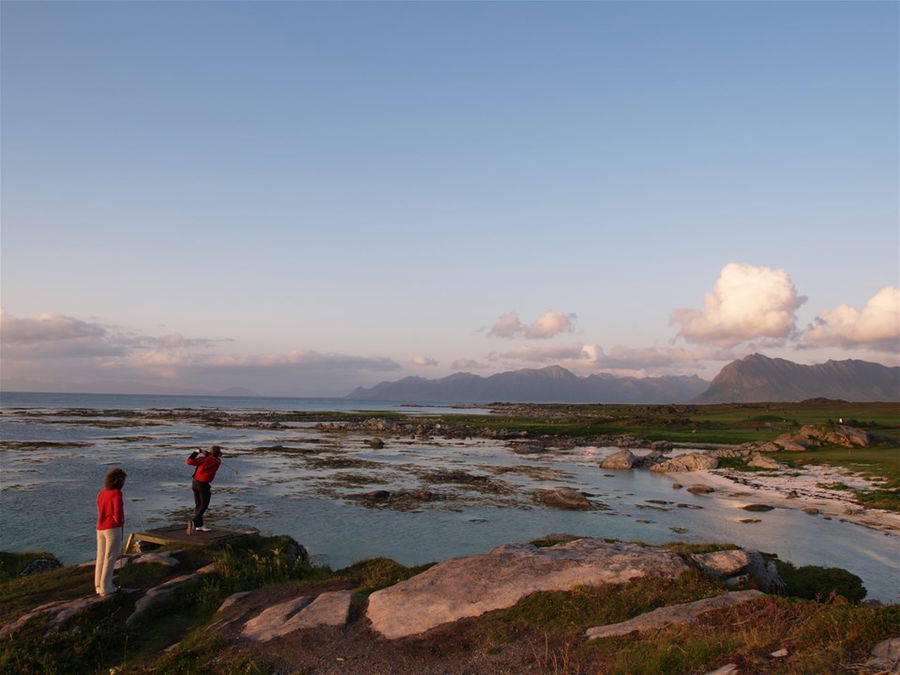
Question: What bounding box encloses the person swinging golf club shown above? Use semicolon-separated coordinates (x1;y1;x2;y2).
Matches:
186;445;222;534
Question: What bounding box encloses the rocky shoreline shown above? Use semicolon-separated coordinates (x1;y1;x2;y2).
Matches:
2;533;897;674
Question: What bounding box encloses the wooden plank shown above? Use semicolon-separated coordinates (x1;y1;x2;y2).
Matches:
124;524;259;553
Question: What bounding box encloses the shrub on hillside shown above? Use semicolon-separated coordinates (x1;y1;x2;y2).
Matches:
775;561;866;602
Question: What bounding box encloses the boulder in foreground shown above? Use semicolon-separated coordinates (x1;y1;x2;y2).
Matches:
366;538;690;639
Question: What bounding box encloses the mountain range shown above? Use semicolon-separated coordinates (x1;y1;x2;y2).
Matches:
346;355;900;404
695;354;900;403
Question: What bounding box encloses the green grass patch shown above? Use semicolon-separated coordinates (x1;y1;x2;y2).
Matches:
661;542;741;556
336;557;434;594
131;632;272;674
587;596;899;675
483;570;726;639
0;564;94;619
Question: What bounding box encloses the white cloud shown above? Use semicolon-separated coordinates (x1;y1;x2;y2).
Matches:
488;311;576;339
488;312;525;338
525;311;576;338
496;342;735;373
671;263;806;347
411;355;439;367
802;286;900;352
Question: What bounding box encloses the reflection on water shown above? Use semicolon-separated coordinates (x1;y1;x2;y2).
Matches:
1;412;898;603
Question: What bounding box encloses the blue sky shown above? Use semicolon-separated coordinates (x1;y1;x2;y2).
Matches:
2;1;898;395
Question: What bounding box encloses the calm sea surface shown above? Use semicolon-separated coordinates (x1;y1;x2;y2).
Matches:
1;392;897;602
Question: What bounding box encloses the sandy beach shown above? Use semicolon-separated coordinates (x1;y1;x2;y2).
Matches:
671;465;900;535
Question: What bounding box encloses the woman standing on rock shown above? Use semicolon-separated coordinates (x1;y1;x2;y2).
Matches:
95;467;126;596
186;446;222;533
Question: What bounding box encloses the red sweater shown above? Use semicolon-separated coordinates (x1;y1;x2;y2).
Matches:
96;489;124;530
187;454;221;482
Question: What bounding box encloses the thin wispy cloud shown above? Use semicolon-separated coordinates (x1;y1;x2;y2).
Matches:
495;342;735;375
671;263;806;348
1;309;106;343
802;286;900;352
488;311;576;339
1;309;402;395
451;359;486;370
411;355;439;367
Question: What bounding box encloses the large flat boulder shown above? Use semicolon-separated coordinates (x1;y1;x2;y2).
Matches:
239;590;354;642
366;539;691;639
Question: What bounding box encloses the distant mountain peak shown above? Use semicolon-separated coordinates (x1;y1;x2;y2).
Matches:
696;354;899;403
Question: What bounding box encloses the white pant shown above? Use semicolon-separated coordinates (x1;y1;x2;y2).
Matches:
94;528;122;596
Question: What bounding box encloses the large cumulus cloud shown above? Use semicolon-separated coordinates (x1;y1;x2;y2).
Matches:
802;286;900;352
671;263;806;347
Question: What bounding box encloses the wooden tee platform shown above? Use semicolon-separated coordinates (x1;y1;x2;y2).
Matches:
124;524;260;554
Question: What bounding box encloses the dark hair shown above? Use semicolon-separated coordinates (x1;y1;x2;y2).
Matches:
104;467;127;490
210;446;222;458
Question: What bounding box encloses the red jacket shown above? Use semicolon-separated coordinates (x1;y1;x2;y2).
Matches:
187;453;221;482
97;488;124;530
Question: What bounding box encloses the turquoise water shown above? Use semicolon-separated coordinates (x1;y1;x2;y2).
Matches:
1;395;897;603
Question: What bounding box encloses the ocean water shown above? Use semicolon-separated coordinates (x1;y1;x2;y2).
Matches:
0;391;490;415
1;392;897;603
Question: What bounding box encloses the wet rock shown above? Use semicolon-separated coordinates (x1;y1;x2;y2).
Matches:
802;508;820;515
742;504;775;512
510;443;545;455
585;590;764;640
686;485;715;495
368;438;385;449
676;503;703;509
535;487;594;510
359;490;391;501
739;518;761;524
650;440;673;452
650;453;718;473
671;482;683;490
600;450;635;470
367;538;691;639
